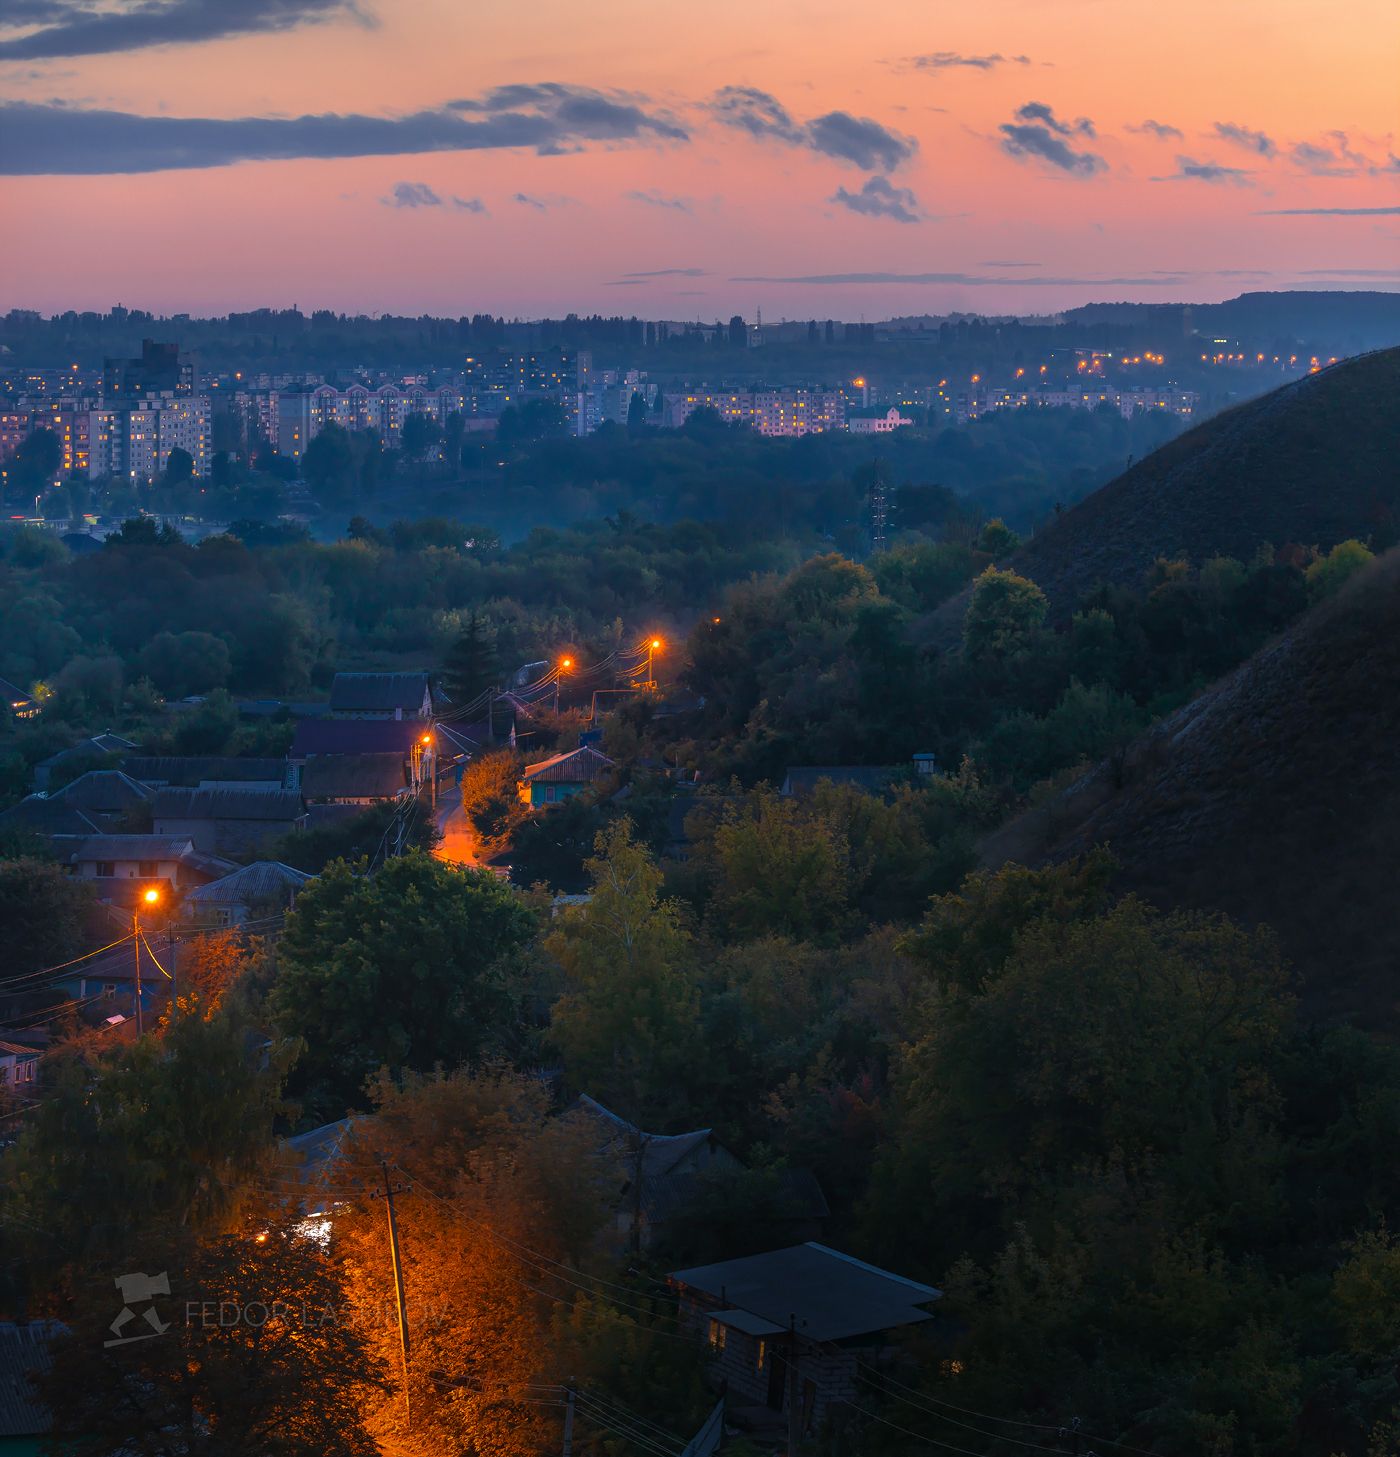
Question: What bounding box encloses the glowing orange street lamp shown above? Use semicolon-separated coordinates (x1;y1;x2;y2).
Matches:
134;886;160;1037
647;637;662;690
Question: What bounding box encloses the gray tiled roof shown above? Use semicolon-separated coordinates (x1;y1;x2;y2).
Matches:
0;1320;60;1436
328;672;429;714
291;719;422;757
301;753;407;801
184;861;312;905
49;770;153;813
123;756;286;787
151;787;304;822
670;1243;941;1343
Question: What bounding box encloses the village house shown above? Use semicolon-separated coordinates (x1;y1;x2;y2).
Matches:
0;1041;41;1100
150;787;306;857
288;718;435;795
669;1243;941;1435
0;676;39;721
300;753;409;805
574;1095;828;1253
181;861;312;928
31;731;138;790
519;745;614;807
122;756;291;792
49;833;235;903
328;671;432;721
29;769;154;827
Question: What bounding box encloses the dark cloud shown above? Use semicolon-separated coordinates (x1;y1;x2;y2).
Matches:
0;0;367;59
1127;119;1182;140
1256;206;1400;216
1153;155;1252;185
625;189;691;211
709;85;915;170
830;175;921;223
383;180;439;207
902;51;1030;71
452;195;486;212
729;271;1183;286
999;103;1105;175
618;267;707;278
1212;121;1275;158
0;85;687;174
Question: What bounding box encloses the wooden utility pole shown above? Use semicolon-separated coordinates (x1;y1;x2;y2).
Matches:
787;1312;800;1457
132;912;142;1037
562;1383;576;1457
380;1162;412;1426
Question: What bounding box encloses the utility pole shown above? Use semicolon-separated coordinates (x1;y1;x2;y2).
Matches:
168;927;177;1025
562;1383;576;1457
132;911;142;1037
786;1312;800;1457
379;1162;412;1427
870;458;888;556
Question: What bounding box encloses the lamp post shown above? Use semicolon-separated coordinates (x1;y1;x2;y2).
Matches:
418;732;436;812
647;637;661;692
133;886;159;1036
555;656;573;715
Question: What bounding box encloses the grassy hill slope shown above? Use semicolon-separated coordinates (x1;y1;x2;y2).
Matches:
981;550;1400;1022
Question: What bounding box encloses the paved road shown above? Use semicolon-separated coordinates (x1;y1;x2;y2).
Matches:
433;780;480;867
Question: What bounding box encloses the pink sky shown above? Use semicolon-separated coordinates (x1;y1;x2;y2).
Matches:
1;0;1397;318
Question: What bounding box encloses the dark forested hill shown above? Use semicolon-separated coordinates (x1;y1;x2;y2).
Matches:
932;346;1400;632
982;548;1400;1023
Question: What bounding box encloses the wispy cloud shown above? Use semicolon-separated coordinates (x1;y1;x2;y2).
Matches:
830;175;922;222
618;267;707;278
901;51;1030;72
0;83;687;174
1153;155;1252;185
982;259;1041;267
514;191;575;210
452;195;486;212
1126;119;1182;140
1288;132;1397;177
1256;206;1400;216
709;85;915;171
729;271;1183;286
625;188;691;211
999;101;1104;175
0;0;368;60
1212;121;1276;158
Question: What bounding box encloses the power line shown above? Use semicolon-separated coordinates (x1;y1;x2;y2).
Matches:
0;931;136;990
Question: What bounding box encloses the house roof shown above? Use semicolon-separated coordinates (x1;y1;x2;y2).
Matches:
286;1117;355;1181
151;787;304;823
574;1094;718;1180
291;718;423;757
328;672;429;714
48;769;153;813
780;766;900;797
52;833;195;863
0;1320;60;1437
522;745;615;784
0;1041;40;1059
669;1243;941;1343
123;756;286;787
0;796;101;836
184;861;312;905
301;753;407;801
34;732;138;770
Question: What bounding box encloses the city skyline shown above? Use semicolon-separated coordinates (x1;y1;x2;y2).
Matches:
2;0;1398;318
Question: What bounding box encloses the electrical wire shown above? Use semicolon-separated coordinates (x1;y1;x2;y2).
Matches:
0;931;137;990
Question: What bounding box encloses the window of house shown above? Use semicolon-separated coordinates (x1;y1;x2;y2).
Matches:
102;983;117;999
138;861;157;877
707;1320;726;1351
23;1061;34;1081
756;1340;767;1372
95;861;114;878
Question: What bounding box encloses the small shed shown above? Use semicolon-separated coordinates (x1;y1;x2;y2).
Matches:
669;1243;940;1433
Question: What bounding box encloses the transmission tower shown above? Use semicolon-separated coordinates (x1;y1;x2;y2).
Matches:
870;458;889;555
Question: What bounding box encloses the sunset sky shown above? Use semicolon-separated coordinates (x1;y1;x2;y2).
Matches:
1;0;1397;318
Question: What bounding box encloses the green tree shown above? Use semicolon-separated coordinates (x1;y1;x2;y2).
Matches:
41;1213;387;1457
8;427;62;494
136;630;232;697
1306;538;1374;599
704;787;850;942
963;566;1049;661
546;820;699;1125
301;422;357;503
0;857;93;976
401;410;441;461
976;517;1021;556
162;446;194;486
271;852;537;1113
441;609;499;707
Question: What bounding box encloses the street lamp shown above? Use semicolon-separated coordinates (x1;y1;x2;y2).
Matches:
416;732;436;811
133;886;160;1036
647;637;662;691
555;656;573;714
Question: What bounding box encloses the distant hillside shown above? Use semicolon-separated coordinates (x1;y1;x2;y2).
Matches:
930;346;1400;633
981;551;1400;1023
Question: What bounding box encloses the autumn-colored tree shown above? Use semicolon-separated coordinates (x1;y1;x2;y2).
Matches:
962;565;1050;661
